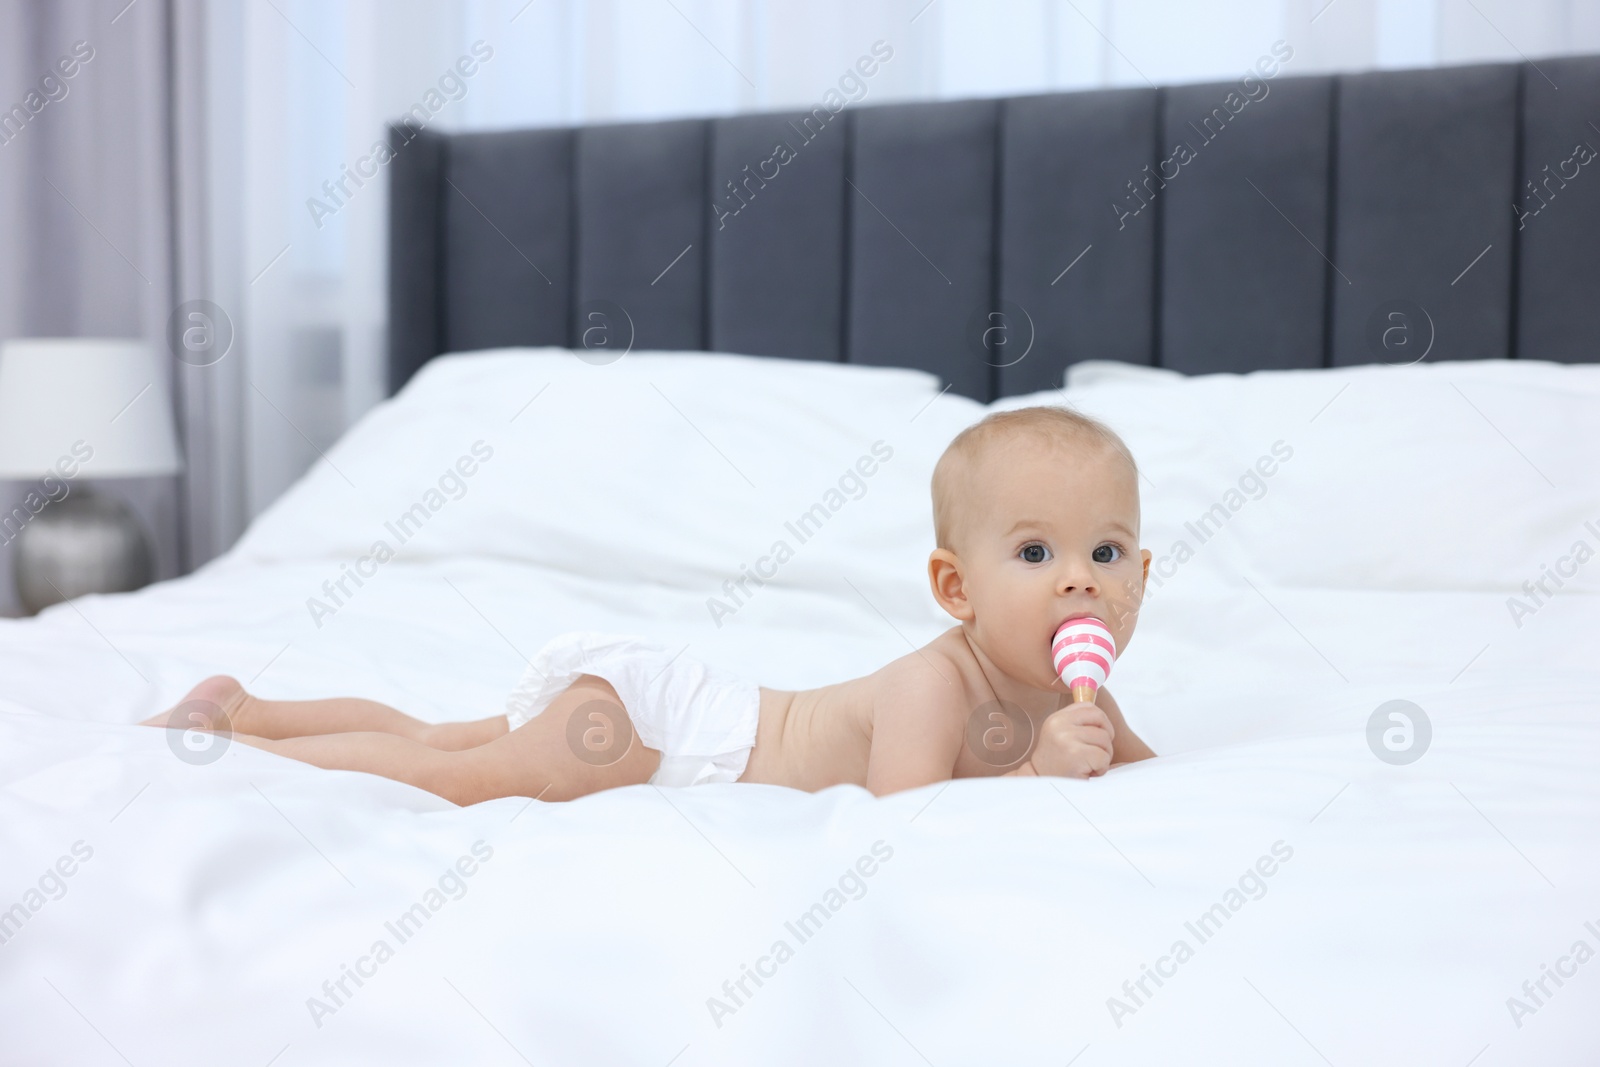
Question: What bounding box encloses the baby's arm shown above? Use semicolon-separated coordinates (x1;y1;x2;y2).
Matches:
1003;701;1115;778
863;663;967;797
1005;688;1152;779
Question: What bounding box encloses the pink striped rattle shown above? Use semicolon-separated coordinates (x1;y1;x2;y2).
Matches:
1052;616;1116;703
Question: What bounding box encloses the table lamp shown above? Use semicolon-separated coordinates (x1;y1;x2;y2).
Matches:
0;338;182;614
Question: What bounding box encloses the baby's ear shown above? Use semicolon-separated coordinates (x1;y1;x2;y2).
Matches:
927;548;973;620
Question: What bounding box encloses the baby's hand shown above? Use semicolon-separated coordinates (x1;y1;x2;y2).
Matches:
1030;702;1116;779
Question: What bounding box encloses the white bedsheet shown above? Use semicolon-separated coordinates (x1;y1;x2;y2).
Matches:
2;350;1596;1064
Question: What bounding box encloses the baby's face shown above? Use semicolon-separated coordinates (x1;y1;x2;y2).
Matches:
948;438;1151;692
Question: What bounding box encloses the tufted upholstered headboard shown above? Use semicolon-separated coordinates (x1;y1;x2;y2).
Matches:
387;54;1600;401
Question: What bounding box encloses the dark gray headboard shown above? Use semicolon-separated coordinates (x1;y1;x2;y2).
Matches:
388;55;1600;400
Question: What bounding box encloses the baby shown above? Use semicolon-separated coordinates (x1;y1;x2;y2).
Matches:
143;405;1156;802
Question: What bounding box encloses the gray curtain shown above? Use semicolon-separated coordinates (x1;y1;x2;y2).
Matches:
0;0;242;613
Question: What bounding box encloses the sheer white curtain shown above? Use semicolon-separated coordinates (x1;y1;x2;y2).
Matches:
210;0;1600;544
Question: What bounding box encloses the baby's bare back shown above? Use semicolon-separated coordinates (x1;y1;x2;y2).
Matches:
737;627;1000;791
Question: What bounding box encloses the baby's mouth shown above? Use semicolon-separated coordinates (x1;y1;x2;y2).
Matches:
1050;614;1116;688
1049;614;1093;670
1054;611;1101;635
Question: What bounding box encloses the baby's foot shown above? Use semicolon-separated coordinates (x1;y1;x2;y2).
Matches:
140;675;249;731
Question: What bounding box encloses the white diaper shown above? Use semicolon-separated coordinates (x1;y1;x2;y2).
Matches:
504;631;760;787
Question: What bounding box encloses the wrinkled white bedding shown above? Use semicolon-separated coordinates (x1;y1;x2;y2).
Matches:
2;350;1596;1064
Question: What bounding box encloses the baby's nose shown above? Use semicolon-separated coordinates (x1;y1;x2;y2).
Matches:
1056;567;1098;595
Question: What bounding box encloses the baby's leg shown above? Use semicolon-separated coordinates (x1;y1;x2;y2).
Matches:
143;676;507;751
234;674;659;805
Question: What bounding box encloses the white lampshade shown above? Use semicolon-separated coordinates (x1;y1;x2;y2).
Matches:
0;338;182;478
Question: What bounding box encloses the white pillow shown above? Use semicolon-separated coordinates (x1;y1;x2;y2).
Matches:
1064;360;1184;389
1028;358;1600;594
223;349;984;620
1066;354;1600;392
226;348;1600;619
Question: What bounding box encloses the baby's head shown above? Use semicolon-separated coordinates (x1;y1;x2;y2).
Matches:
928;405;1151;693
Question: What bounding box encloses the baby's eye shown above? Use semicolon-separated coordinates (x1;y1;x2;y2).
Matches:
1093;544;1123;564
1019;542;1051;564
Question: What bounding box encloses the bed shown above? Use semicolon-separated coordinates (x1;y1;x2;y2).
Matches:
4;55;1600;1066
